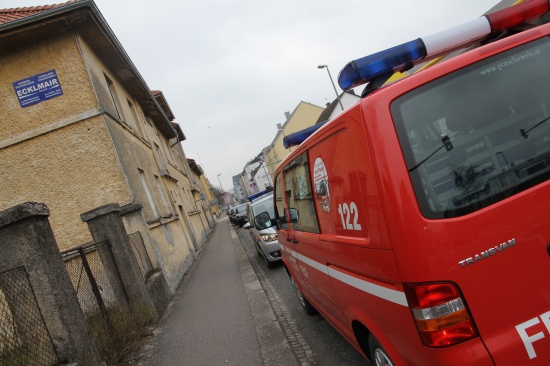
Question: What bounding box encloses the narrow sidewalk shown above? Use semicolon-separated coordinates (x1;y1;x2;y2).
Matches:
136;215;297;365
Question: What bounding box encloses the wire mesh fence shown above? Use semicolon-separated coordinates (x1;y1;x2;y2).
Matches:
62;238;159;364
62;240;134;361
127;231;153;279
62;241;125;318
0;267;59;366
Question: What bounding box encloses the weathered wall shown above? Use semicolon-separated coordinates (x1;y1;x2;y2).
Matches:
77;36;198;291
1;34;95;140
0;34;130;251
0;202;102;365
0;21;208;291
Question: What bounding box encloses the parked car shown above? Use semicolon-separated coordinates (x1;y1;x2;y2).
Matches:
243;193;281;268
231;203;248;227
227;206;236;222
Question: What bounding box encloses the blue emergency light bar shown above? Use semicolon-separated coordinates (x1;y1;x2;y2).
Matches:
248;188;273;202
338;0;550;90
283;120;328;149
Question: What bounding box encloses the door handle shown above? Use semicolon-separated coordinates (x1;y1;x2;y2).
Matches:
292;239;298;244
287;237;292;242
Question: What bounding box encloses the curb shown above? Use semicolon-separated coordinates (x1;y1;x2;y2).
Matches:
230;224;299;366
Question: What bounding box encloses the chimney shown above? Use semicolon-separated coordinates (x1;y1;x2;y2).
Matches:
284;111;291;120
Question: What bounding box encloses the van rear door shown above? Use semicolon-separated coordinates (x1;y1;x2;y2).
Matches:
387;34;550;364
458;194;550;364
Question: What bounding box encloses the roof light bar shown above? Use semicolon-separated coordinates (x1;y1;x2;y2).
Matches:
283;120;328;149
487;0;550;32
248;188;273;202
338;0;550;90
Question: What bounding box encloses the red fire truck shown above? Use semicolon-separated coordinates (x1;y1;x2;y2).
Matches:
261;0;550;364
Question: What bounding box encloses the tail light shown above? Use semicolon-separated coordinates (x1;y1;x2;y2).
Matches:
404;282;478;347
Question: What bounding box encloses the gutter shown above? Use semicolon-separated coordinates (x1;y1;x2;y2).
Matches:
0;0;178;140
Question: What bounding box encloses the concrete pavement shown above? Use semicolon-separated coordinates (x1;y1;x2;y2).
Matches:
136;214;298;365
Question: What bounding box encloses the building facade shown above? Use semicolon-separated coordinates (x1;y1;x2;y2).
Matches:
264;101;324;177
0;1;212;292
232;174;246;203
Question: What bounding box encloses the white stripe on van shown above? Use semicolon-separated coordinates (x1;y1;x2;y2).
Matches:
284;245;408;307
328;267;408;306
296;253;329;275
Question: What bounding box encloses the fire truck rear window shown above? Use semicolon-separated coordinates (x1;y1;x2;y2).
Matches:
391;37;550;219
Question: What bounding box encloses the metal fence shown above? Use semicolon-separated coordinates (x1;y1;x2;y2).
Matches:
127;231;153;279
0;267;59;366
61;240;129;346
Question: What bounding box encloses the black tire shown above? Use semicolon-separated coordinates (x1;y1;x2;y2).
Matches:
290;275;317;315
368;334;394;366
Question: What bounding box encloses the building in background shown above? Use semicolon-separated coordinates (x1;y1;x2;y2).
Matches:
316;90;360;123
263;101;324;177
250;147;273;191
232;174;246;203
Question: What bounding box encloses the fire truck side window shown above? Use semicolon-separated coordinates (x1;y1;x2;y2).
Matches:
274;172;290;229
282;152;320;234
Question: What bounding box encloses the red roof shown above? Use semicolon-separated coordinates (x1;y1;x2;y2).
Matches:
0;1;78;25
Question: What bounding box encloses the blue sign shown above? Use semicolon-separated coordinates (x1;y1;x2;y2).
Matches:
13;69;63;108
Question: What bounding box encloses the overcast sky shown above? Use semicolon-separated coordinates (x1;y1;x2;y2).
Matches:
3;0;501;191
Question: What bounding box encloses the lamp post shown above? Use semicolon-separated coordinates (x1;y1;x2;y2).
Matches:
217;174;224;193
217;174;225;209
318;64;344;111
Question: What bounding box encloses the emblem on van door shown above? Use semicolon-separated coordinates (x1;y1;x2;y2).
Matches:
458;238;517;267
313;158;330;212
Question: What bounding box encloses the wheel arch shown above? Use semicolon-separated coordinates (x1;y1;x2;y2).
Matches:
352;320;374;363
348;307;402;365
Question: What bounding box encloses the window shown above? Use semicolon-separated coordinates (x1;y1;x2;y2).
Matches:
155;175;172;216
282;152;320;233
154;143;166;172
252;196;275;218
139;169;158;219
127;99;145;138
392;37;550;218
104;74;125;122
141;110;153;127
274;173;290;229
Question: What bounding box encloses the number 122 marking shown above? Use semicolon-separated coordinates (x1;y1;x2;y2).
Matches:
338;202;362;230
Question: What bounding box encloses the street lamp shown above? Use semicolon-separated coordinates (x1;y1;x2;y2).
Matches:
217;174;225;209
217;174;224;193
318;64;344;111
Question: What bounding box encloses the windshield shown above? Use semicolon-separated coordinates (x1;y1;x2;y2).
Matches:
392;37;550;219
235;204;247;213
252;197;275;218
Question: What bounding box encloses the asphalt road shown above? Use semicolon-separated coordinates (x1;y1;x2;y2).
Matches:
236;225;369;366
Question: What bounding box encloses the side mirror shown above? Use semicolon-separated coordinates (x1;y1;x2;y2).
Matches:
254;212;272;230
243;222;252;229
288;208;299;223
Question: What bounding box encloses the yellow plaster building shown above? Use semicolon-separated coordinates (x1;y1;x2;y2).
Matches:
199;174;220;216
264;101;324;177
0;1;211;292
